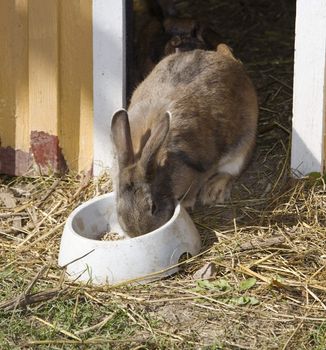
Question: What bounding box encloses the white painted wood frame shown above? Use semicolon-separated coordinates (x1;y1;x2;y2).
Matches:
93;0;126;176
291;0;326;176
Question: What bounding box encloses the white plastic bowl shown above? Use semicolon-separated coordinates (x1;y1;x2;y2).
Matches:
58;192;201;285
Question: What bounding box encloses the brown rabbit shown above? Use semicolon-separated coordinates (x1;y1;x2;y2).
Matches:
163;17;207;55
111;44;258;236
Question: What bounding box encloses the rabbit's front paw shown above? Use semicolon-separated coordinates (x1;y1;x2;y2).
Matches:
199;173;233;206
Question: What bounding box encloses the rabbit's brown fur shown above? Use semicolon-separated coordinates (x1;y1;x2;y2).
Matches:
111;44;258;236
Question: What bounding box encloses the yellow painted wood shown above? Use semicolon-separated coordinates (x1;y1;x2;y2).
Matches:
0;0;93;174
14;0;29;152
28;0;59;136
59;0;81;171
0;0;16;148
59;0;93;172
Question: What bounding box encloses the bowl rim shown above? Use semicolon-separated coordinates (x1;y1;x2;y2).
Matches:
65;192;182;244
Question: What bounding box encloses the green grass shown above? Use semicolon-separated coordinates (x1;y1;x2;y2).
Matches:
0;295;138;349
0;266;199;350
309;323;326;350
0;265;140;349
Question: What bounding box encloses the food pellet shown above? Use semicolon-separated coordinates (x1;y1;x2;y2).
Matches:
101;232;125;241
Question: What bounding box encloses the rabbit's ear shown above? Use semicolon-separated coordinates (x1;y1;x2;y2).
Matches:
111;109;134;168
140;111;170;170
216;43;236;60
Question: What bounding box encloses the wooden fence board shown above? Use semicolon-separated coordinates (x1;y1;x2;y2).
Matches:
14;0;29;153
59;0;93;173
0;0;94;175
29;0;59;135
0;0;16;148
59;0;82;172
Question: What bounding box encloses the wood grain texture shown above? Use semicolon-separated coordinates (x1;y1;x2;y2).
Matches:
28;0;59;136
14;0;29;152
0;0;95;174
59;0;93;172
59;0;81;171
0;0;15;147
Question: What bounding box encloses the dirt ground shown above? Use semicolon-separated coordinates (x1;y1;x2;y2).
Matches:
1;1;326;349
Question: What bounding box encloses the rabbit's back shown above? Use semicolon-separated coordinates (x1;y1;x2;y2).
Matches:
130;48;255;113
128;48;257;169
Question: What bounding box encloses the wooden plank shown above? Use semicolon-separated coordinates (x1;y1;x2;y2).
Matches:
93;0;126;175
28;0;69;174
59;0;81;172
0;0;93;174
0;0;31;175
59;0;93;173
14;0;29;152
0;0;15;148
28;0;59;136
291;0;326;176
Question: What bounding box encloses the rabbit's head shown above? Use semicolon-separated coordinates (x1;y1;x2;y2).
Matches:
111;109;175;237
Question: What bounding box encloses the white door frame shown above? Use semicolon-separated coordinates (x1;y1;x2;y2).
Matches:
93;0;127;176
291;0;326;176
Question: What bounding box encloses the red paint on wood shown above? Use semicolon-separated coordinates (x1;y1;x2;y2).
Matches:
30;131;68;174
0;147;32;176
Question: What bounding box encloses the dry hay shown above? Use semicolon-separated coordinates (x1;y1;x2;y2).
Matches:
0;97;325;350
0;166;325;349
1;1;326;349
